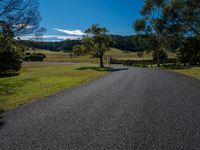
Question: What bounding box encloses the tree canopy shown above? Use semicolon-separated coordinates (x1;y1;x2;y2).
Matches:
0;0;42;74
0;0;43;36
73;24;112;67
134;0;200;66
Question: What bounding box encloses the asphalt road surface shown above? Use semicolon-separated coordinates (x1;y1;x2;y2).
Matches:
0;67;200;150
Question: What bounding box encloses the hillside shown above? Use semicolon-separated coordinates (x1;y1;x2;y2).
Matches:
25;48;176;63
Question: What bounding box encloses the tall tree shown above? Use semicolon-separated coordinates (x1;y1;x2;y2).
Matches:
0;0;43;74
163;0;200;65
0;30;22;74
73;24;111;67
133;0;168;66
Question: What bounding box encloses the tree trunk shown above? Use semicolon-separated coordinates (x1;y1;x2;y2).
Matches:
99;56;104;68
157;52;160;67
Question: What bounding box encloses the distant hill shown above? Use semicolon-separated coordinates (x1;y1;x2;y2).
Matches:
20;40;81;52
20;35;178;53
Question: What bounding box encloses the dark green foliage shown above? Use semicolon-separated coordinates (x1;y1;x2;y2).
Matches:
137;52;144;58
162;63;183;69
23;53;46;61
21;34;168;53
0;34;22;74
73;24;112;67
20;40;81;52
152;49;168;65
0;0;43;75
134;0;200;67
72;45;84;56
133;0;169;66
133;19;147;34
163;0;200;37
133;64;148;68
111;35;149;52
177;38;200;65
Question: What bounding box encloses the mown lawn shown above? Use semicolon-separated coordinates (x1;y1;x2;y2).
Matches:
0;62;108;110
170;67;200;80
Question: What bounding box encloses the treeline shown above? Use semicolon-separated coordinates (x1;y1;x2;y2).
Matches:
111;35;141;52
111;35;180;52
20;40;81;52
20;35;180;53
20;35;146;52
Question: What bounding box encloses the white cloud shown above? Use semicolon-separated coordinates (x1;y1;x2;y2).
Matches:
18;35;81;41
54;28;86;36
12;24;33;29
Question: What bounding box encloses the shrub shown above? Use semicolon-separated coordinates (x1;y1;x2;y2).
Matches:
162;63;183;69
133;64;148;68
177;38;200;65
23;53;46;61
0;43;22;74
152;49;168;65
137;52;144;58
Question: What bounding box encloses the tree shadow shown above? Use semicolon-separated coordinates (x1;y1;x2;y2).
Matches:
0;73;19;78
111;67;129;71
0;78;38;98
76;67;129;72
162;64;200;70
0;110;5;130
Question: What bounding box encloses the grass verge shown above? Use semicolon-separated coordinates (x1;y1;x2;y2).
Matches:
0;62;108;110
168;67;200;80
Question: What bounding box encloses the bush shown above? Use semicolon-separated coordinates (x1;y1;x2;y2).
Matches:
23;53;46;61
177;38;200;65
133;64;148;68
152;49;168;65
137;52;144;58
162;63;183;69
0;43;22;74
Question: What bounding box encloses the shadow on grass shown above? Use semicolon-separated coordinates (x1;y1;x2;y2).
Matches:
76;67;129;72
0;78;38;97
0;73;19;78
162;64;200;70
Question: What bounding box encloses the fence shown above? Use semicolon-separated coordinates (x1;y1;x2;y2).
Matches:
110;58;177;66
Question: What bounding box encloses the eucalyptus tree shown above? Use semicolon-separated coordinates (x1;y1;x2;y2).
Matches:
133;0;169;66
163;0;200;65
73;24;112;67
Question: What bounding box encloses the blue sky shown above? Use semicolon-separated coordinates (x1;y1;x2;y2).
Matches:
22;0;144;41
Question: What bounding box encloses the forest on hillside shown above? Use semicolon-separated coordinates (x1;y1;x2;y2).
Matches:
20;35;180;52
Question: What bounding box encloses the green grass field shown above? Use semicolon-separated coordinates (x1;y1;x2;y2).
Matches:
169;67;200;80
0;62;108;110
27;49;99;63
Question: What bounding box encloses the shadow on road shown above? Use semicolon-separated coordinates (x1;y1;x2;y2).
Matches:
111;67;129;72
0;110;5;130
76;66;129;72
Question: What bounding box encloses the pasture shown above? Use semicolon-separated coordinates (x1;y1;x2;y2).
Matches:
26;48;177;63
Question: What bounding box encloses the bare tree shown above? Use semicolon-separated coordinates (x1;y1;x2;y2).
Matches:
0;0;42;37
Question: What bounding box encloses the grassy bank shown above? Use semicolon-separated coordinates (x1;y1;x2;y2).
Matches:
0;62;108;110
169;67;200;80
